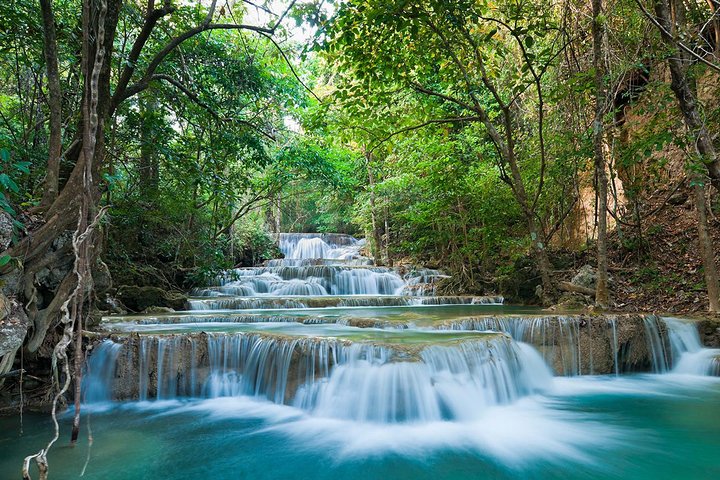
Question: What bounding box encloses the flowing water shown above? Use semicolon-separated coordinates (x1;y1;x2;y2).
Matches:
3;233;720;479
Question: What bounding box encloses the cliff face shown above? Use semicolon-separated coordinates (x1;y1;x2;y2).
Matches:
555;63;720;314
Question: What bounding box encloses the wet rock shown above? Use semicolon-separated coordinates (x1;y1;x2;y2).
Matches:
697;318;720;348
116;285;187;312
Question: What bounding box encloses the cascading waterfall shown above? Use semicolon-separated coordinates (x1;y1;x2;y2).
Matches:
187;294;504;310
86;331;555;423
297;340;552;423
85;230;719;442
82;340;122;402
664;317;720;375
279;233;362;260
198;233;463;300
201;265;407;297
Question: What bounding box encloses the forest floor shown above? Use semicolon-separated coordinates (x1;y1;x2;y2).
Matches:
604;184;720;316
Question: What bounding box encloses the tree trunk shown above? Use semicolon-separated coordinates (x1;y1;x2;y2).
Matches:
365;151;383;264
39;0;63;208
593;0;610;309
694;177;720;312
708;0;720;57
139;90;160;196
504;149;554;299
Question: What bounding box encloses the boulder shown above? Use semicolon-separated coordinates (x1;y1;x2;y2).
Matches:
116;285;187;312
571;265;597;290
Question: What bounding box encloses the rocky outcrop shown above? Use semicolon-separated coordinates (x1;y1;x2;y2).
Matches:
0;293;28;383
697;318;720;348
438;314;670;375
571;265;597;290
116;285;187;312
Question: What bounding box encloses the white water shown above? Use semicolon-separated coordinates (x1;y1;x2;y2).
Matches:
84;330;557;422
279;233;366;260
83;340;122;402
664;317;720;375
199;233;463;299
295;339;552;423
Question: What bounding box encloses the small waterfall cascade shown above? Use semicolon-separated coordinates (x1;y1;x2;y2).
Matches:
188;232;502;308
438;315;720;376
82;340;123;403
664;317;720;375
85;331;554;422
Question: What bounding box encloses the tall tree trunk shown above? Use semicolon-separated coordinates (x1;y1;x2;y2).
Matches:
504;151;554;299
694;177;720;312
364;151;383;264
39;0;62;208
139;90;160;196
71;0;114;445
708;0;720;57
383;205;392;267
593;0;610;308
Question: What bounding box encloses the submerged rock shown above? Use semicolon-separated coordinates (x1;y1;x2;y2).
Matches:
142;306;176;314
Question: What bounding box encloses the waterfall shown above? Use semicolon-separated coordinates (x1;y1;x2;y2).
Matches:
438;315;717;376
82;340;122;402
85;332;553;420
663;317;720;375
278;233;363;260
196;233;465;300
88;229;719;439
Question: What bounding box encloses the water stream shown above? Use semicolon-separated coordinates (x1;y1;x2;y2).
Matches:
3;233;719;479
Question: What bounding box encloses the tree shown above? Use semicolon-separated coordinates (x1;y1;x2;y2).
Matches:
324;0;578;299
593;0;611;308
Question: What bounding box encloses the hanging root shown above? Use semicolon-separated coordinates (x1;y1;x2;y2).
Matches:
21;205;108;480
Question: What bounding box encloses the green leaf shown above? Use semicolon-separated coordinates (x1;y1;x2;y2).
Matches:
0;255;11;267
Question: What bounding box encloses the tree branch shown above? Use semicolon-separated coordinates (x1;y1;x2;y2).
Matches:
368;116;481;154
635;0;720;73
111;0;299;109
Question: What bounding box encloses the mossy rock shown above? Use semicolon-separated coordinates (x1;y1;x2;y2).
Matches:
117;285;187;312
